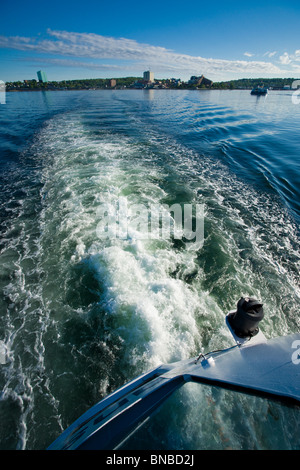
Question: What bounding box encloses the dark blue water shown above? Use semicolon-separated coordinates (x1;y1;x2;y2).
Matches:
0;89;299;449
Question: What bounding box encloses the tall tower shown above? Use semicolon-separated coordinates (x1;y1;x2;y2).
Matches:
143;70;154;83
37;70;48;83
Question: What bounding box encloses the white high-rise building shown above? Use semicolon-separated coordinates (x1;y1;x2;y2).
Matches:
143;70;154;83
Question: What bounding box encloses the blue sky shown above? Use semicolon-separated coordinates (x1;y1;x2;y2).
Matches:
1;0;300;82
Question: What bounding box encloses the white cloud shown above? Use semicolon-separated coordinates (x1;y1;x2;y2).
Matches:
280;52;291;65
293;50;300;61
0;29;284;78
22;56;125;71
244;52;254;57
263;51;277;58
279;50;300;66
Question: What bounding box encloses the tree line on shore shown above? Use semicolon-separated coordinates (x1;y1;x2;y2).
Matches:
5;76;298;91
211;77;297;89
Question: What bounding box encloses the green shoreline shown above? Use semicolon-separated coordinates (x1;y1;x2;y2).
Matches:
5;76;299;92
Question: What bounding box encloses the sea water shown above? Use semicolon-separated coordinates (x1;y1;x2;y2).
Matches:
0;89;299;449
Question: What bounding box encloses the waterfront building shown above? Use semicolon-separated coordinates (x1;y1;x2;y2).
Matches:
188;75;213;87
143;70;154;83
37;70;48;83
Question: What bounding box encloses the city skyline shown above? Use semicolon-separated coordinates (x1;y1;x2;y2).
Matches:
1;0;300;82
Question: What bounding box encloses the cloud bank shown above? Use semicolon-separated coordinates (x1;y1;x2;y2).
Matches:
0;29;293;79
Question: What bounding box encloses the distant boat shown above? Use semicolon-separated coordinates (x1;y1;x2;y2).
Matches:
251;85;268;95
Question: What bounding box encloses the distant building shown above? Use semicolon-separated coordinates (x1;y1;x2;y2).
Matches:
37;70;48;83
143;70;154;83
188;75;213;87
132;80;145;89
109;79;116;88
